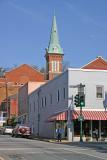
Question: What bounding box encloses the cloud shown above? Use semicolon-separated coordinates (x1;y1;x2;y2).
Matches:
8;1;34;16
63;0;107;32
6;0;46;23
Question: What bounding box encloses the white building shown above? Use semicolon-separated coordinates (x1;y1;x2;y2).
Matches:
28;68;107;141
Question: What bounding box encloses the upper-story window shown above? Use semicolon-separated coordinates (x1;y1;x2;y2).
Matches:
63;88;66;99
41;98;43;108
29;103;31;112
34;102;35;112
52;61;60;72
57;90;60;103
96;86;104;98
45;97;46;106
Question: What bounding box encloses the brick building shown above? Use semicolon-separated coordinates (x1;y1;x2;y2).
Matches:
0;64;45;124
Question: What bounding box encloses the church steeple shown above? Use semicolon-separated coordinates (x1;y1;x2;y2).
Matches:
45;15;64;80
47;16;63;54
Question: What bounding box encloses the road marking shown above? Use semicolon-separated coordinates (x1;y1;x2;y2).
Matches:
0;147;106;160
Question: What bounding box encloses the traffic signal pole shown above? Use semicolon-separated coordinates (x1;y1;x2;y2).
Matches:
70;83;85;142
80;106;83;142
79;83;85;142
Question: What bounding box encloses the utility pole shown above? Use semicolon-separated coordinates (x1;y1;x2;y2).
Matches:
5;78;9;119
0;69;9;119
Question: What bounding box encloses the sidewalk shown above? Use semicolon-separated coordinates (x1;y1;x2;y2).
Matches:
30;135;107;150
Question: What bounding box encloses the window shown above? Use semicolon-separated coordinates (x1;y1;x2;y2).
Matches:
41;98;43;108
57;90;60;103
29;103;31;112
3;112;7;117
96;86;103;98
57;61;59;72
34;102;35;112
45;97;46;106
52;61;60;72
63;88;66;99
50;94;52;104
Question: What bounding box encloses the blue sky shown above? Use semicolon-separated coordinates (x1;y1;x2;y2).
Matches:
0;0;107;70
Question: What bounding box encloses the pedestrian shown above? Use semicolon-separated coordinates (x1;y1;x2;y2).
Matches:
94;128;99;141
56;126;63;142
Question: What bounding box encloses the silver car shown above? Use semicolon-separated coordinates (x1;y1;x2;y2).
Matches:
3;126;14;135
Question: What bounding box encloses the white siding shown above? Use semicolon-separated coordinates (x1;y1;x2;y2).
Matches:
68;69;107;110
28;68;107;138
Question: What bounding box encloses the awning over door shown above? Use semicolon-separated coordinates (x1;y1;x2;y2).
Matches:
48;111;67;122
73;110;107;120
48;110;107;121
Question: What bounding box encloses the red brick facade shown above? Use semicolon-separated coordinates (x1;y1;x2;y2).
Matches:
45;53;63;80
0;64;45;118
5;64;44;84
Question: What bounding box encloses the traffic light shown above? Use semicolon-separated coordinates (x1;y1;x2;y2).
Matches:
80;94;85;107
74;94;80;107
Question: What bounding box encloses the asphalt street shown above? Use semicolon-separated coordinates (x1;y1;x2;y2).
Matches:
0;135;106;160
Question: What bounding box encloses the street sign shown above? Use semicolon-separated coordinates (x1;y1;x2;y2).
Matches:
78;115;84;121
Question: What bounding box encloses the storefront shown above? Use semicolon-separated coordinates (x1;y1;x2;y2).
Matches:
48;110;107;141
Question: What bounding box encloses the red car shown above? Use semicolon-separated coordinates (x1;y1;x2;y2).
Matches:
12;124;31;138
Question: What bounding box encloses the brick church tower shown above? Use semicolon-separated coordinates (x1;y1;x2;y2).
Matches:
45;16;64;80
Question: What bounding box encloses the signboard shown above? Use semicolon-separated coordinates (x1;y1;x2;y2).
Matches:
78;115;84;121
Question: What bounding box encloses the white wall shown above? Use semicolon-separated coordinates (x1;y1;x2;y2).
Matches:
28;71;68;138
68;69;107;110
28;68;107;138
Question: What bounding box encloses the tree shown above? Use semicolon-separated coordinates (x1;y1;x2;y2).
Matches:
0;67;5;77
40;67;46;73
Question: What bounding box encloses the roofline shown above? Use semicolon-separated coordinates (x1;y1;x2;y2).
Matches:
81;56;107;69
5;64;44;75
68;68;107;72
28;67;107;97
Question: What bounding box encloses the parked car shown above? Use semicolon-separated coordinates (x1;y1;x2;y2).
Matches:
2;126;14;135
12;124;31;138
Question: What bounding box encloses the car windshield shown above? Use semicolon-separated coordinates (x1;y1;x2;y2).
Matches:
5;126;13;129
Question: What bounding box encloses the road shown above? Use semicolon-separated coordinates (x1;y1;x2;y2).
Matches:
0;135;106;160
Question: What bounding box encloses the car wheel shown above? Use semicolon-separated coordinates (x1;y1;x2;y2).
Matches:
11;134;14;137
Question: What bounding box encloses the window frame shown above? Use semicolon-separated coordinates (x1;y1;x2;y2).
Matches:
96;85;104;99
57;90;60;103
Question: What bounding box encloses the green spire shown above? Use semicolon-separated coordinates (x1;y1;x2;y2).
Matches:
47;16;63;54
